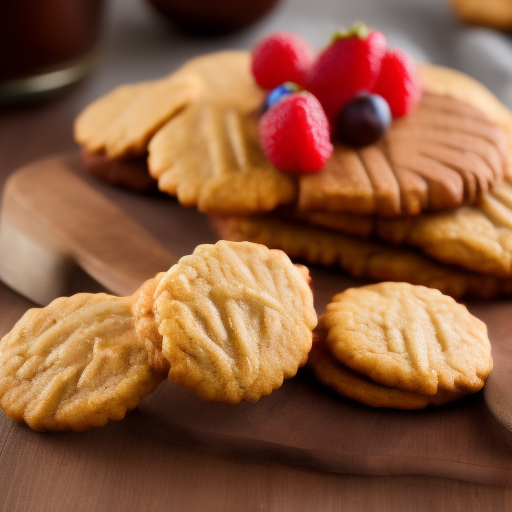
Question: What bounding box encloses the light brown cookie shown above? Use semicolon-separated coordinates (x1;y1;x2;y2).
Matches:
0;293;165;431
75;52;512;216
448;0;512;29
211;214;512;299
308;341;458;409
74;77;200;160
147;52;298;215
153;240;317;403
322;283;492;396
306;175;512;278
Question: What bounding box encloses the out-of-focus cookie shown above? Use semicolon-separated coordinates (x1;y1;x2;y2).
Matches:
322;283;492;396
211;214;512;299
448;0;512;29
153;240;317;403
308;342;456;409
306;176;512;278
0;293;165;431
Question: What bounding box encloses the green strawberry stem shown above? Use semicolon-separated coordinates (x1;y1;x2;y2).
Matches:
331;21;370;42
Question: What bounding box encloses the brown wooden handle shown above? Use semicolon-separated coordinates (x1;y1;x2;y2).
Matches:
0;154;176;301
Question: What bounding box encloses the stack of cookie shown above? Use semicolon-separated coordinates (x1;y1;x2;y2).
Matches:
75;45;512;300
309;282;492;410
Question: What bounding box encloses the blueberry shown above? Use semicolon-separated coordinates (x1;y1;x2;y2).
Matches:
262;82;300;113
335;93;391;147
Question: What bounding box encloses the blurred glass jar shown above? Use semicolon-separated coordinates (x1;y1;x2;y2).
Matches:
0;0;105;103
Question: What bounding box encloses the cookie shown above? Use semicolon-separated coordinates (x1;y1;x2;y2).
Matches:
152;240;317;403
306;175;512;277
211;214;512;299
322;283;492;396
448;0;512;29
0;293;165;431
298;78;511;216
74;77;200;160
75;52;512;216
308;341;457;409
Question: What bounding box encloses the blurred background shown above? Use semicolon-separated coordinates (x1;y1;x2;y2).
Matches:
0;0;511;185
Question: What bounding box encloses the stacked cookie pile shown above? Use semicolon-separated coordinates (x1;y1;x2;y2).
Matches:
74;28;512;300
309;282;492;409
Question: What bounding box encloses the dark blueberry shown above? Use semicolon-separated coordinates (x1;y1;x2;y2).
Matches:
261;82;300;114
335;93;391;147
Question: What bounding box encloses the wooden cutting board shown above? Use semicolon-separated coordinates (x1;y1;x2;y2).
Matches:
2;153;512;487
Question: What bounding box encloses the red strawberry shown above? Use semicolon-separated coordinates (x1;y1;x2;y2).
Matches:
251;32;315;90
307;23;387;121
259;92;333;174
373;49;422;117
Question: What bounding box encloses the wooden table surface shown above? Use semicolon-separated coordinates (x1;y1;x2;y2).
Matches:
2;0;512;509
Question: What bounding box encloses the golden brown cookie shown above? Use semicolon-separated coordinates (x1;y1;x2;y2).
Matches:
306;175;512;277
153;240;317;403
211;214;512;299
448;0;512;29
322;283;492;396
0;293;165;431
308;341;457;409
75;52;512;216
147;53;298;215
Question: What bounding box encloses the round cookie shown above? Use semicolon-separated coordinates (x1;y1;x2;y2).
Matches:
308;342;458;410
322;282;492;396
153;240;317;403
0;293;165;431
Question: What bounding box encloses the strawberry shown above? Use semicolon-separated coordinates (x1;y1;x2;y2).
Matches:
307;23;387;121
373;49;422;117
251;32;315;90
259;92;332;173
